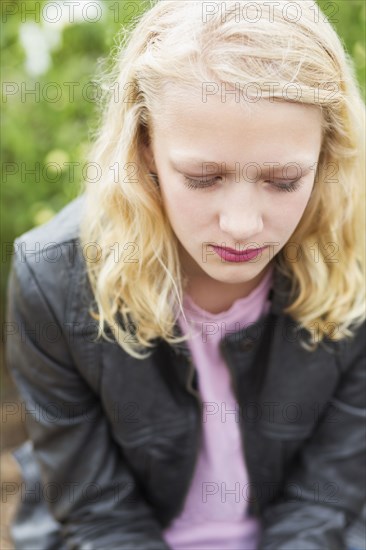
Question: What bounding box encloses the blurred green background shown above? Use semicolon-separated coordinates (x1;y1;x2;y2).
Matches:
1;0;365;397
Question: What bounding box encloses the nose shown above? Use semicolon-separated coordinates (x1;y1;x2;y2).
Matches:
219;181;263;243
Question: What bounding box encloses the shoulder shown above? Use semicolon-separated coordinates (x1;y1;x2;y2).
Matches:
10;194;88;327
14;193;85;253
335;318;366;369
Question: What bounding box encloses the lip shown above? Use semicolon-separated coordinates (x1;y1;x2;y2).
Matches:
212;245;267;263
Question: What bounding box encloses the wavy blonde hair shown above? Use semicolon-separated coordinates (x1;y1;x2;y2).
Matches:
78;0;365;359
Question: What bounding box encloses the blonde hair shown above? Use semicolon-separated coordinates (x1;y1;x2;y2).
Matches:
78;0;366;359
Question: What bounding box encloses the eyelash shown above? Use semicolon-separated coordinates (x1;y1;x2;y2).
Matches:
183;176;302;193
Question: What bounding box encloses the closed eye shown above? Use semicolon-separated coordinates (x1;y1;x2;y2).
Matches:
182;175;303;193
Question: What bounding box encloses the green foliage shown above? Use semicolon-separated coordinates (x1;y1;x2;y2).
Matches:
317;0;365;97
1;0;365;308
1;0;147;309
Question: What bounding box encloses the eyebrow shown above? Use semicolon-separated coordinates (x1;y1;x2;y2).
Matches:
170;156;314;172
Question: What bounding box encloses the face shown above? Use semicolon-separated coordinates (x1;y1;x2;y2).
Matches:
142;88;323;306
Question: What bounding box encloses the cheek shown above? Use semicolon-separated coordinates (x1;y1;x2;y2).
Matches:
291;185;314;219
270;191;312;232
161;182;209;231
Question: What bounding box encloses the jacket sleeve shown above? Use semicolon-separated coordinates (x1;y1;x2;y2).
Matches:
258;321;366;550
5;245;171;550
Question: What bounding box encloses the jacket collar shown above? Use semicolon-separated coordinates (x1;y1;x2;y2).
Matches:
266;259;294;316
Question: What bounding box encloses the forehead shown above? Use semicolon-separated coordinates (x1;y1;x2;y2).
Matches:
153;81;322;127
150;84;323;163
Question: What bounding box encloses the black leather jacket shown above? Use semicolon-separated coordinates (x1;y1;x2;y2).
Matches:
5;194;366;550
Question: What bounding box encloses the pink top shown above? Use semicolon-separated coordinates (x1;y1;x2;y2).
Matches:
162;265;274;550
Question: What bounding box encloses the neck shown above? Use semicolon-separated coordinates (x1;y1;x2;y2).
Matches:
181;256;273;314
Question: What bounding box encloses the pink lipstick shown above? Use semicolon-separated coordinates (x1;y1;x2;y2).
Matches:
212;245;267;262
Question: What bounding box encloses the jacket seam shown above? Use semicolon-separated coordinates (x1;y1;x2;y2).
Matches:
14;246;62;328
14;239;73;350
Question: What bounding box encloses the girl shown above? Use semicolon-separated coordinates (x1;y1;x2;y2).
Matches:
6;1;365;549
